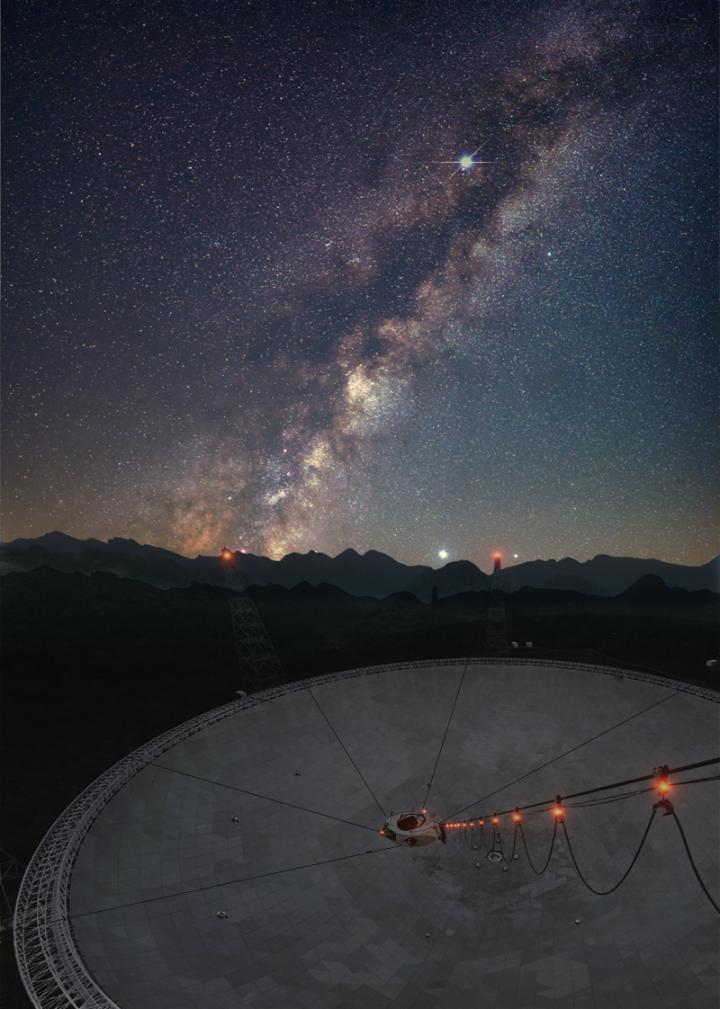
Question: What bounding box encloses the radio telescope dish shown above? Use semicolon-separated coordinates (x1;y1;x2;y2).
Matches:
15;659;719;1008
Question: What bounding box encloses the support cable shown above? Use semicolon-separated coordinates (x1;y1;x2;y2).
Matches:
423;661;469;808
445;690;684;821
71;844;400;920
566;788;651;808
669;810;720;915
446;760;720;824
153;763;378;833
519;821;558;876
308;689;386;818
562;776;719;809
560;809;656;896
508;824;519;863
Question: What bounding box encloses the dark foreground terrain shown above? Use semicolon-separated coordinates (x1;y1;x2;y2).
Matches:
1;568;717;1006
3;567;717;863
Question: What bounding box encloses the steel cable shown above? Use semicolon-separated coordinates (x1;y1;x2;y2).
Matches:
445;691;684;821
669;810;720;915
153;763;379;832
423;661;469;808
508;824;519;862
308;689;387;818
448;762;720;824
71;844;400;919
560;809;656;896
519;820;558;875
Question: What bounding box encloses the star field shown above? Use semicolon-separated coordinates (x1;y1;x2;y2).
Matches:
3;0;718;565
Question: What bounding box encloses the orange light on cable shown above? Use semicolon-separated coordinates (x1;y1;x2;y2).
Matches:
657;778;671;796
512;811;522;824
552;804;564;821
478;819;485;828
491;815;499;826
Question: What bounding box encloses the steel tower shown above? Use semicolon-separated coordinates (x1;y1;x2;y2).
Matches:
219;548;285;690
485;552;508;652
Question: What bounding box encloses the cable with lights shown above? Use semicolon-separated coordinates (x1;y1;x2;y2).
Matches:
439;759;720;913
442;757;719;824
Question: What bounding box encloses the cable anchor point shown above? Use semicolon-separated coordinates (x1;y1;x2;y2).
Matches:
653;797;674;816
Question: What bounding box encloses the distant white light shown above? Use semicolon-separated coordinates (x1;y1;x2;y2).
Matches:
438;549;449;560
434;143;493;180
513;553;519;559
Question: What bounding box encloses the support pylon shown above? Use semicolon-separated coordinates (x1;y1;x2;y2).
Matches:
485;552;508;653
219;549;285;691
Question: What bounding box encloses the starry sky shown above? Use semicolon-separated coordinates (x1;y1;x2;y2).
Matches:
3;0;718;567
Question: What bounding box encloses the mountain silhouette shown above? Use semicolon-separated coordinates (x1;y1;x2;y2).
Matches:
1;532;717;598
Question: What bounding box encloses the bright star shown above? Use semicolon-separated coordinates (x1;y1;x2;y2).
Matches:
435;142;493;180
438;548;449;560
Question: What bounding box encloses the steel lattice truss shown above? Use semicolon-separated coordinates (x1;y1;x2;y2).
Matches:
228;593;285;687
222;553;285;689
485;567;508;652
14;660;716;1007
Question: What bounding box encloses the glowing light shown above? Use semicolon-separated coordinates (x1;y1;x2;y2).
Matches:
491;815;499;826
657;779;671;795
512;811;521;823
438;548;449;560
220;548;233;562
552;804;564;820
434;142;493;180
513;553;519;559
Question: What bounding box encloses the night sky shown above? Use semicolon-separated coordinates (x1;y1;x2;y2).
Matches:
3;0;717;567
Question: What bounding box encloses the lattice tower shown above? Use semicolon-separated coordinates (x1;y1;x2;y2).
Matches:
485;554;508;652
220;549;285;691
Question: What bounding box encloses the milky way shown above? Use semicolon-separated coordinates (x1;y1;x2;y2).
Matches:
3;0;717;565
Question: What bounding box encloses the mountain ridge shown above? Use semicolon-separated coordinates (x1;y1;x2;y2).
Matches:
1;531;717;599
